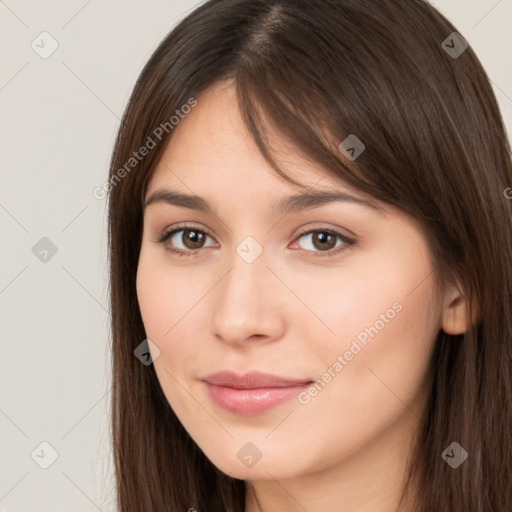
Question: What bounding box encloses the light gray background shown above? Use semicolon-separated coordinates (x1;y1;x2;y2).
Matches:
1;1;511;511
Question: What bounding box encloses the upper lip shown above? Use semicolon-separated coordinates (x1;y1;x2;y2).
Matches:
200;371;313;389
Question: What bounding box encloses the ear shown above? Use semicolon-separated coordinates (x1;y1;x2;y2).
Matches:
441;281;473;335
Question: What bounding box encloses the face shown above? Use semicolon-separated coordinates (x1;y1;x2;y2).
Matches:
136;80;447;482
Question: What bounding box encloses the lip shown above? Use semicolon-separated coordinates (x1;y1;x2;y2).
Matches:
200;371;313;415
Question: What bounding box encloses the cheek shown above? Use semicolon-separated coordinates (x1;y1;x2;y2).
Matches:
136;252;195;340
136;265;167;340
136;253;208;373
301;244;440;410
136;256;200;414
316;274;438;425
285;273;438;469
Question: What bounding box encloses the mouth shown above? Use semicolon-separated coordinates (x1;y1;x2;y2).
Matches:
200;371;314;415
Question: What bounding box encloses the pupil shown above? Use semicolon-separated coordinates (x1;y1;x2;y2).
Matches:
185;230;204;248
315;232;334;250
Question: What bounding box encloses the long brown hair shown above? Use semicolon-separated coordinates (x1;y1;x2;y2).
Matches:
107;0;512;510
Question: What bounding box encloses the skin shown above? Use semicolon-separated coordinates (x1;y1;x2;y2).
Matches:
136;80;470;512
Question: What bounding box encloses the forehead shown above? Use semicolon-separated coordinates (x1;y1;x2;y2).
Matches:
145;145;383;220
145;81;377;207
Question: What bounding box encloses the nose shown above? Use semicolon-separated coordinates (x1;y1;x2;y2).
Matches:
210;244;287;347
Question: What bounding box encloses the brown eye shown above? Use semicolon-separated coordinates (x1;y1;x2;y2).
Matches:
156;225;216;255
293;228;355;257
180;229;207;249
311;232;337;251
156;225;354;259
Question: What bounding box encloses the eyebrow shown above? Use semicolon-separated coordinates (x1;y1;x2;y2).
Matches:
143;187;382;215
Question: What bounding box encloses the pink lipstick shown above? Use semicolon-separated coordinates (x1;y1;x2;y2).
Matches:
200;371;313;415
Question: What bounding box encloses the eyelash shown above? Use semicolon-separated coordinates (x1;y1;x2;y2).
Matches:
155;223;355;258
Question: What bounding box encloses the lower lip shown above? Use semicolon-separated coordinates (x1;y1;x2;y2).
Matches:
203;382;312;415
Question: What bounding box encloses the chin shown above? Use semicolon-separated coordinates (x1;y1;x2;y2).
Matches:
204;448;303;481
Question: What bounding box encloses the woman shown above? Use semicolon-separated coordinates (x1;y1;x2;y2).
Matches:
106;0;512;510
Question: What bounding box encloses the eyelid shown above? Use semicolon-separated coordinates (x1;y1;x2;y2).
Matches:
155;222;217;246
291;225;355;257
294;223;353;240
155;222;355;257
